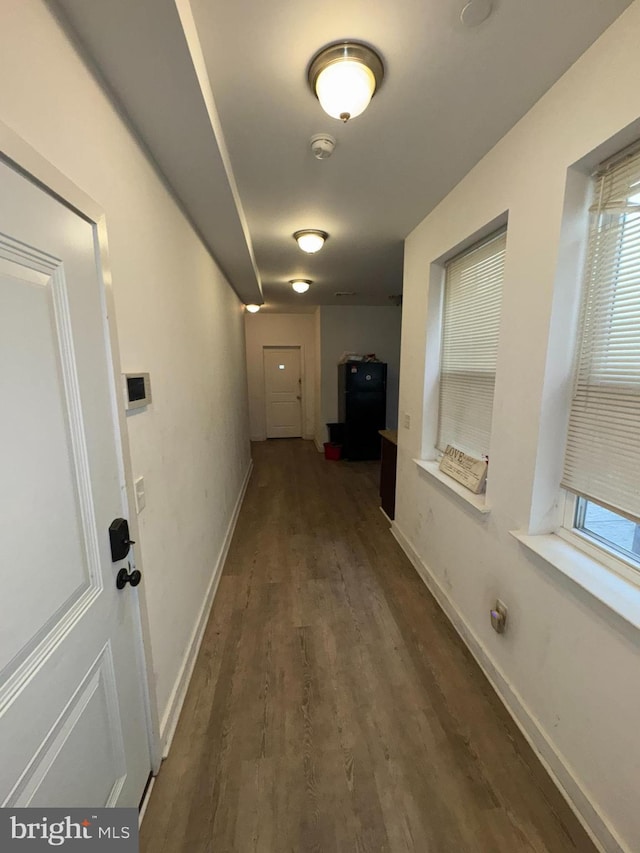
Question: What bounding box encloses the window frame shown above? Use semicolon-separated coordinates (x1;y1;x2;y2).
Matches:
435;227;507;462
560;492;640;588
557;142;640;582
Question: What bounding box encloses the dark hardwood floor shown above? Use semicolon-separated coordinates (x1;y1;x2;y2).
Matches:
140;438;596;853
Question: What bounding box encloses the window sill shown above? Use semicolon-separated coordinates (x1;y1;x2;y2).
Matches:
510;530;640;631
413;459;490;515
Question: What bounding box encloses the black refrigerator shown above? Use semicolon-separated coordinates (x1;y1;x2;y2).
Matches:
338;361;387;460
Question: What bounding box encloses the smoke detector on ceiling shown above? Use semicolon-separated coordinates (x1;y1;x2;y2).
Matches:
310;133;337;160
460;0;492;27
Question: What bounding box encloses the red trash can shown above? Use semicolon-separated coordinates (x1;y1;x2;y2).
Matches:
323;442;342;461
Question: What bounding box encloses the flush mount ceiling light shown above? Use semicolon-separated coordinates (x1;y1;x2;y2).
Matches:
293;229;328;254
308;41;384;123
460;0;492;27
290;279;312;294
245;304;261;313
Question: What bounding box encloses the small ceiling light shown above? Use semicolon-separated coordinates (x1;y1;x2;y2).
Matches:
245;304;261;313
460;0;492;27
290;279;312;294
308;41;384;123
293;229;328;254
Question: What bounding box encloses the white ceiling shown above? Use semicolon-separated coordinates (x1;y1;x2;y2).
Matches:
51;0;632;310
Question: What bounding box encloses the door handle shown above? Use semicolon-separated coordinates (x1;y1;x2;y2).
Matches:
296;395;301;400
116;563;142;590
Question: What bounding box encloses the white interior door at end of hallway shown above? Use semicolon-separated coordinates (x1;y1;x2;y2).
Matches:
0;158;151;808
264;347;302;438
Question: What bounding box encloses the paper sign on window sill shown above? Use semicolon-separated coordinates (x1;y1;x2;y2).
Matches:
439;445;487;494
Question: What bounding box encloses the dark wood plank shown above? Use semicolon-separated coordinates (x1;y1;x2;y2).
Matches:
140;439;597;853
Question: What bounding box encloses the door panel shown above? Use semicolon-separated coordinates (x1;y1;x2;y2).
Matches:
264;348;302;438
269;400;300;428
7;646;126;808
0;160;150;807
1;262;96;675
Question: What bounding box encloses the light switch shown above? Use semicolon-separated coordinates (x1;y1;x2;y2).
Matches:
134;476;146;513
403;413;411;429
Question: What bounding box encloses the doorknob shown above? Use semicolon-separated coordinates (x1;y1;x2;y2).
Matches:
296;395;301;400
116;563;142;590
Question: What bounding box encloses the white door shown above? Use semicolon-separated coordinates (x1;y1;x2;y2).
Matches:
0;159;151;807
264;347;302;438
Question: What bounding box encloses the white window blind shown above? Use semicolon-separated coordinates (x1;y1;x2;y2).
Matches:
562;145;640;522
437;230;506;459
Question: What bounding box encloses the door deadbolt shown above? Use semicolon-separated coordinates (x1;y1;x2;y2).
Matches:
109;518;136;562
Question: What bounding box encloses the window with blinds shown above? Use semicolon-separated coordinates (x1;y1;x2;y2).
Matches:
436;230;506;459
562;144;640;523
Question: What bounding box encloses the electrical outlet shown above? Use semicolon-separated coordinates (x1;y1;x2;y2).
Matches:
403;412;411;429
134;476;146;513
490;599;508;634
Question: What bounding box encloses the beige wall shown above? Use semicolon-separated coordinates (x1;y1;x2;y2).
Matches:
0;0;252;749
397;3;640;851
318;306;402;445
244;312;317;441
244;307;402;449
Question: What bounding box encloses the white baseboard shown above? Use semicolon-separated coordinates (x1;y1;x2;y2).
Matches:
391;521;626;853
159;459;254;757
252;435;315;442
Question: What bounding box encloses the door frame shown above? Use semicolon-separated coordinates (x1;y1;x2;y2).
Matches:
263;345;304;438
0;119;162;774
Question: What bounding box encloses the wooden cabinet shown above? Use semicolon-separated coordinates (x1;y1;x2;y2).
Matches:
379;430;398;520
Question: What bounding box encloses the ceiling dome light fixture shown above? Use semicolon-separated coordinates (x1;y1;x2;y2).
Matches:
293;229;328;254
460;0;492;27
245;303;261;313
308;41;384;123
290;279;312;294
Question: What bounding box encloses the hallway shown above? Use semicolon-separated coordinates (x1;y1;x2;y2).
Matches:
140;439;595;853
